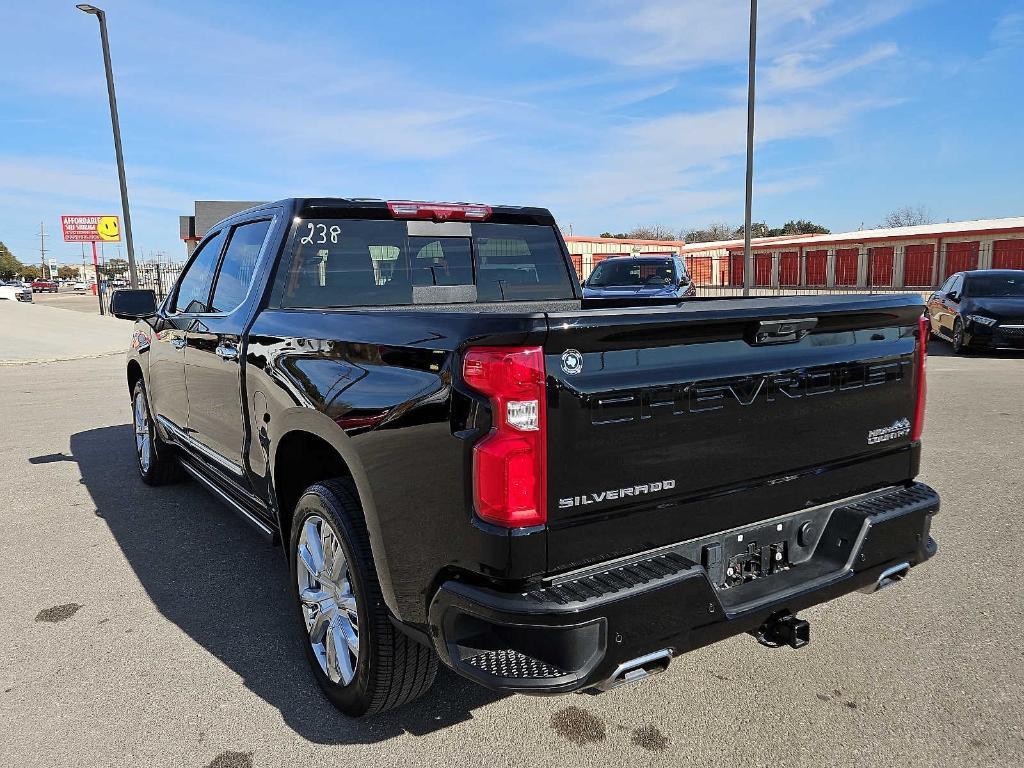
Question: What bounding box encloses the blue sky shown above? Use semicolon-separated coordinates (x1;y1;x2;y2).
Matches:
1;0;1022;263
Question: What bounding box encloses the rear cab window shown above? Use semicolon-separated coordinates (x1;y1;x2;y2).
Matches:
272;218;575;308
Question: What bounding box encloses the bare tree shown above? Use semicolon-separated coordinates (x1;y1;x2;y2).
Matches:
683;222;737;243
880;206;935;229
622;225;678;241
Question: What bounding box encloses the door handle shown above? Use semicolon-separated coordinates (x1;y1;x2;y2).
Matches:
215;344;239;361
170;338;187;350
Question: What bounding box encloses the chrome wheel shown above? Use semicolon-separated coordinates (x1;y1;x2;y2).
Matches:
296;515;359;685
133;390;151;473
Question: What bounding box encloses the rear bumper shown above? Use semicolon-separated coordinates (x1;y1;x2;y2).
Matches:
427;482;939;694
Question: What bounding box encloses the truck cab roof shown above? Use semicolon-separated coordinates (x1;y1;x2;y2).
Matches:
221;198;558;228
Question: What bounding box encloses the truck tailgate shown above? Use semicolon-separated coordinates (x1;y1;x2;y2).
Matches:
543;295;925;572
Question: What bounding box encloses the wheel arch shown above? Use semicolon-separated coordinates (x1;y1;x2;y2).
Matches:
269;409;402;621
127;358;144;397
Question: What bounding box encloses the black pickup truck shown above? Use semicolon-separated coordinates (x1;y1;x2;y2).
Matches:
111;198;938;717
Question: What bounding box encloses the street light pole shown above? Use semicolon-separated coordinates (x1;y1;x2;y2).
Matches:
77;4;139;289
742;0;758;297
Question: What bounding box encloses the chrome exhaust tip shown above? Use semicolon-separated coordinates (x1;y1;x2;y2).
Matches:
595;649;672;691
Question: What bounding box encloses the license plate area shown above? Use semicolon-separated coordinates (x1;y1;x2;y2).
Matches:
673;504;842;592
701;521;798;590
723;539;789;588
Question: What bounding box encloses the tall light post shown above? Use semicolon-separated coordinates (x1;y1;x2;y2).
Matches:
77;3;139;289
741;0;757;297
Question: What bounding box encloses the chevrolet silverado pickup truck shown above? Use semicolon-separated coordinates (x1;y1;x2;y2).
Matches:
110;198;938;717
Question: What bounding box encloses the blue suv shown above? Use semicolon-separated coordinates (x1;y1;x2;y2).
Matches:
582;255;696;300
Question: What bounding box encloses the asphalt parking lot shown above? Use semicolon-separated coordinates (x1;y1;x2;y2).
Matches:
1;318;1022;767
30;291;107;314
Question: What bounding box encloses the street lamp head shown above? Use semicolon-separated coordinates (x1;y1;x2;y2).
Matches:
76;4;102;14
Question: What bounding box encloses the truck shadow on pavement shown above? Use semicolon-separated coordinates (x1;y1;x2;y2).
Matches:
68;424;507;744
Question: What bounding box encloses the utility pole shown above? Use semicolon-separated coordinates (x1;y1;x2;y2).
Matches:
77;4;139;289
39;222;48;279
742;0;758;297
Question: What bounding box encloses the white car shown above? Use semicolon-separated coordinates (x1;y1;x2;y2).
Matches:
74;281;87;292
0;281;32;302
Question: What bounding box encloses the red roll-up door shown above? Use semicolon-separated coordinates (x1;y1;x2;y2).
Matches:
779;251;799;286
805;249;827;286
869;246;894;287
685;255;713;284
944;241;979;278
903;244;935;287
835;248;859;286
754;253;773;286
570;254;583;278
723;253;744;286
993;239;1024;270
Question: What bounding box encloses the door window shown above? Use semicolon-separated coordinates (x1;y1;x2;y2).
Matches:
210;219;273;314
174;230;227;313
947;274;964;298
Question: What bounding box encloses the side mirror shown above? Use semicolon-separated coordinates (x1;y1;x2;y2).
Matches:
580;279;587;287
947;291;959;302
110;288;157;319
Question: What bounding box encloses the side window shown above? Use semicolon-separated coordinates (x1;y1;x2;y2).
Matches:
938;276;955;294
174;230;227;313
210;219;273;314
949;274;964;297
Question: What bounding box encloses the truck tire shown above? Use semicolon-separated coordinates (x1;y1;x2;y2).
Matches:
289;479;437;716
131;379;183;485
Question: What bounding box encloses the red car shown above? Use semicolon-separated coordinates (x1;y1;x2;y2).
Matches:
31;279;58;293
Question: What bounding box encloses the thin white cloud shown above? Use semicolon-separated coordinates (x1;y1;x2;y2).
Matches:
762;43;899;94
530;0;914;72
0;156;186;212
532;0;829;70
538;96;895;228
991;10;1024;48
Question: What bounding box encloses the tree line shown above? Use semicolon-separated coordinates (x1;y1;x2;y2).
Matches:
598;220;831;243
595;206;936;244
0;241;128;281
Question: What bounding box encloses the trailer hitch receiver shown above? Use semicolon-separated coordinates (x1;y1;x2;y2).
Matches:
752;612;810;649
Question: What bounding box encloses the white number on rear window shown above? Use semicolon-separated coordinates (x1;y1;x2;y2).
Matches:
299;223;341;245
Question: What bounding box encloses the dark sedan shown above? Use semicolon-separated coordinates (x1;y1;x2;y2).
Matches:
927;269;1024;353
582;255;696;300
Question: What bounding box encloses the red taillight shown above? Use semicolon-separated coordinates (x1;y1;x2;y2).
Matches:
462;346;546;528
912;314;928;441
387;200;492;222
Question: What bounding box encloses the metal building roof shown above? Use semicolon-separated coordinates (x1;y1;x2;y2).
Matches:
724;217;1024;252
